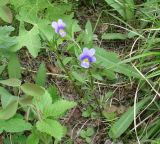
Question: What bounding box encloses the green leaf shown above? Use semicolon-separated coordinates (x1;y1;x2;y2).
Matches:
141;119;160;141
80;130;87;138
72;71;86;83
0;117;32;132
8;54;21;79
0;0;9;5
102;33;127;40
36;119;64;140
92;73;103;81
86;137;92;143
0;26;17;49
0;65;6;75
95;47;141;78
86;127;94;137
105;0;124;17
103;69;117;80
27;133;39;144
62;57;72;65
47;85;60;102
0;100;18;120
47;3;72;19
33;90;52;112
20;83;45;97
102;111;116;121
19;96;33;106
71;20;81;38
36;62;46;87
105;0;135;21
83;21;93;45
0;78;21;87
0;86;18;108
10;23;41;57
0;5;12;23
109;97;150;138
44;100;77;118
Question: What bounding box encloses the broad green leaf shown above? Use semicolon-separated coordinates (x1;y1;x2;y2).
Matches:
27;133;39;144
20;83;45;97
36;119;64;140
0;5;12;23
33;90;52;112
47;3;72;20
19;96;33;106
15;2;53;41
102;33;127;40
34;19;54;41
44;99;77;118
3;118;32;132
0;78;21;87
95;47;141;78
109;97;150;138
0;100;18;120
10;0;78;48
0;117;32;132
0;86;18;108
8;54;21;79
36;62;46;87
72;71;86;83
11;1;73;42
10;23;41;57
0;26;17;49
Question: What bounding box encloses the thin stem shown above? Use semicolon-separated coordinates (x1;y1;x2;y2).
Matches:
55;51;83;98
49;40;83;97
88;69;103;117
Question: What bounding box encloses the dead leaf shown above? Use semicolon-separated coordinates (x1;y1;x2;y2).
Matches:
46;64;60;73
104;105;127;116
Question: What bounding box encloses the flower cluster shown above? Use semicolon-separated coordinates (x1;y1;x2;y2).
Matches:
51;19;96;68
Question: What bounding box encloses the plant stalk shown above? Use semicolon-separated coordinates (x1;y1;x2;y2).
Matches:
88;69;103;117
54;49;83;98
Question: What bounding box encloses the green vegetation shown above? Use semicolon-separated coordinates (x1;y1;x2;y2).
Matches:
0;0;159;143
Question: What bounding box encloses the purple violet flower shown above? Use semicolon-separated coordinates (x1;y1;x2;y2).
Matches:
79;48;96;68
51;19;66;37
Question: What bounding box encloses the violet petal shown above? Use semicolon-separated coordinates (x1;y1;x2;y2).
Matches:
81;61;90;68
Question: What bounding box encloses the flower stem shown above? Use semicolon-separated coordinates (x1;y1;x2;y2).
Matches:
88;69;103;117
55;51;83;98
